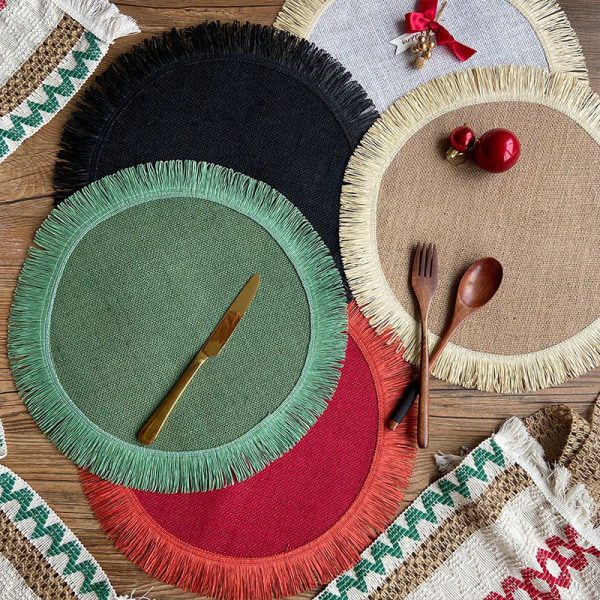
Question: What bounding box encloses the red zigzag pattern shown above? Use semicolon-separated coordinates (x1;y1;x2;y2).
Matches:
485;526;600;600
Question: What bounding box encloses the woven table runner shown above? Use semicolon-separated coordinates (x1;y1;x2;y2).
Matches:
274;0;586;112
79;304;417;600
318;400;600;600
53;21;378;271
8;161;347;494
0;0;138;163
341;65;600;393
0;420;148;600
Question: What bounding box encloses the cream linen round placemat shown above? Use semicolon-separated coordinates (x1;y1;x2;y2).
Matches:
274;0;587;112
341;65;600;393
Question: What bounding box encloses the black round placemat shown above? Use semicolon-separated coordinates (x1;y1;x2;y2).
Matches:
54;21;378;269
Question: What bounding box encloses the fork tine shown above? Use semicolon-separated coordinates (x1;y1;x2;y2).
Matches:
431;244;438;279
413;243;421;278
420;242;426;276
426;243;433;277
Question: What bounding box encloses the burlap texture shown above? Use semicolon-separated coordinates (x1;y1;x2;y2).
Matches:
308;0;547;111
377;102;600;354
50;196;311;452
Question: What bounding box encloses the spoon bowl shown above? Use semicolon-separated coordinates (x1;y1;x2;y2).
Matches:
458;257;503;309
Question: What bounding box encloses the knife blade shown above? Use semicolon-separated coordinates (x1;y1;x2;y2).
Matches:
137;274;260;445
202;273;260;356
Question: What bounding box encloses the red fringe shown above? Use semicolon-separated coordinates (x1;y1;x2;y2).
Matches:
80;302;417;600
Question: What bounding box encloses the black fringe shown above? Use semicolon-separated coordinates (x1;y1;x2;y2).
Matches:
54;21;378;204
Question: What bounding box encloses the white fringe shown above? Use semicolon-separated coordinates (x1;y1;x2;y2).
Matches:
507;0;587;81
273;0;332;38
435;446;471;474
52;0;139;43
495;416;600;547
274;0;587;83
340;65;600;393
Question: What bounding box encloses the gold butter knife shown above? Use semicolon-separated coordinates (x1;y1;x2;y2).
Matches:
137;273;261;445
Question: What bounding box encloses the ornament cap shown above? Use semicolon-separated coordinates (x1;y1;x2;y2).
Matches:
449;125;476;153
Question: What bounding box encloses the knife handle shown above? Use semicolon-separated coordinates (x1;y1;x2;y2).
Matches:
388;378;419;431
137;351;208;445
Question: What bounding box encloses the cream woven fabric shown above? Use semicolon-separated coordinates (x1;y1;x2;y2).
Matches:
0;420;149;600
318;401;600;600
0;0;138;162
275;0;586;112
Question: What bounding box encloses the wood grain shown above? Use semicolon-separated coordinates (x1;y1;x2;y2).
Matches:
0;2;599;598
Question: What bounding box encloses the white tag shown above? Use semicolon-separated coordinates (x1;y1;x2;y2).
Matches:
390;31;425;55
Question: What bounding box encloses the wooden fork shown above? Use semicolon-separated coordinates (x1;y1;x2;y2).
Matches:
412;243;438;449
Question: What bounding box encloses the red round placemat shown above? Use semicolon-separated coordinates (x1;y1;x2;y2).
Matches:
80;303;417;600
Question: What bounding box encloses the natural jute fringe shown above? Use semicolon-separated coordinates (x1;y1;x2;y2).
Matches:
273;0;587;83
341;65;600;393
9;160;347;493
79;304;417;600
53;0;139;42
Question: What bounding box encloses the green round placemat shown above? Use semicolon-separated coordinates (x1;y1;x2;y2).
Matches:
9;161;347;493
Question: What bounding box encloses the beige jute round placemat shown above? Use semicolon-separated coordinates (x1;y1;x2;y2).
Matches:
341;65;600;393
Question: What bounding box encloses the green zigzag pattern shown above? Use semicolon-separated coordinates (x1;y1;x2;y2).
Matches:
321;439;506;600
0;31;103;158
0;470;112;600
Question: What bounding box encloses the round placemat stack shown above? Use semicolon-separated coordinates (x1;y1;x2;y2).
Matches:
9;22;421;598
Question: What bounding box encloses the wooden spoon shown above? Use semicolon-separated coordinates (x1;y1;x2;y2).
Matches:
389;257;503;431
429;257;503;367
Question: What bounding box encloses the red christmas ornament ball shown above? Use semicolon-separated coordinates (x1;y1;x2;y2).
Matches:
449;125;476;153
474;128;521;173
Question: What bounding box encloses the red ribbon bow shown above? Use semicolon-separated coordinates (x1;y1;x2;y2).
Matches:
405;0;476;62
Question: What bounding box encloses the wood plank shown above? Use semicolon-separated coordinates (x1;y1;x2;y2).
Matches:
0;1;598;598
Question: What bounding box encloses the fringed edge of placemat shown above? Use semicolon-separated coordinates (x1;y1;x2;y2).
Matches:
507;0;587;81
318;401;600;600
9;160;347;493
53;0;139;43
53;20;378;205
273;0;587;82
341;65;600;393
77;304;417;600
273;0;333;38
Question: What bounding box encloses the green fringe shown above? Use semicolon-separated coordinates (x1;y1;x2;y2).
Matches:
9;161;347;493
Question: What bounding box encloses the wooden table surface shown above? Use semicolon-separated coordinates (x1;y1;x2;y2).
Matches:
1;2;599;598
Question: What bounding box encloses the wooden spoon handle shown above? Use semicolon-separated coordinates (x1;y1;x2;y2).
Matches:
418;315;429;449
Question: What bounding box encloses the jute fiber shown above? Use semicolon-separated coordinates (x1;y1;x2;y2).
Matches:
0;0;138;162
318;399;600;600
8;161;347;493
53;21;378;271
0;419;147;600
274;0;586;112
341;65;600;393
79;305;418;600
